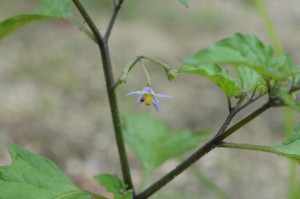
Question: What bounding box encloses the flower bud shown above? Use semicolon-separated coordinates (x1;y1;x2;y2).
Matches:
166;68;178;81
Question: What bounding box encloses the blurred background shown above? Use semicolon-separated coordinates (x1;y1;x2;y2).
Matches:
1;0;300;198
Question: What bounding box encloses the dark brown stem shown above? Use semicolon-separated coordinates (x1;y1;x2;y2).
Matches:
227;97;232;113
136;101;271;199
72;0;134;192
104;0;124;41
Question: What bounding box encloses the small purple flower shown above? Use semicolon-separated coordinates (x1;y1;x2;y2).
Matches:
127;87;172;111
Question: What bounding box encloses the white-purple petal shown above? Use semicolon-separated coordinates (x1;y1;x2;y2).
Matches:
135;96;143;105
127;90;144;96
152;96;160;111
155;93;172;99
143;87;155;95
127;87;171;111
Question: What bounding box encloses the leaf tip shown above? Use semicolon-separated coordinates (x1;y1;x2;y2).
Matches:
179;0;189;8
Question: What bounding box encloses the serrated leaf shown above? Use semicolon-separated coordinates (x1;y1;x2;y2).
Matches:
273;123;300;162
123;113;210;174
183;33;290;80
282;124;300;145
0;144;107;199
183;33;272;66
236;66;265;92
0;0;73;40
178;64;241;97
94;174;132;199
178;0;188;8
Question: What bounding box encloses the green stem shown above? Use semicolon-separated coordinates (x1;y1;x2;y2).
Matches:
288;161;300;199
218;142;300;163
136;101;271;199
72;0;134;192
141;56;171;71
217;142;276;154
254;1;300;198
284;108;299;199
284;108;293;135
92;193;109;199
139;55;177;81
113;57;139;90
254;0;282;56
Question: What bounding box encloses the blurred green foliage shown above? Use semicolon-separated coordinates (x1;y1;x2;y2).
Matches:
123;113;210;177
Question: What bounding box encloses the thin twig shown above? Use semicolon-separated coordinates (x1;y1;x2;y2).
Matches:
104;0;124;41
72;0;134;192
235;94;263;113
72;0;103;44
136;101;272;199
249;84;260;101
217;93;262;137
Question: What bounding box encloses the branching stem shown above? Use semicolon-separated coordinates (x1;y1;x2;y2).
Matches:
72;1;282;198
136;101;272;199
72;0;134;192
105;0;124;41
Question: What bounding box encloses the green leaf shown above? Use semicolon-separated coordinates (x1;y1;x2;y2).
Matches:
0;144;107;199
123;113;210;174
178;64;241;97
190;166;228;199
282;124;300;145
236;66;265;92
273;123;300;162
35;0;73;18
0;0;73;40
0;14;51;40
291;66;300;86
183;33;290;80
276;89;300;111
94;174;132;199
183;33;271;66
178;0;189;8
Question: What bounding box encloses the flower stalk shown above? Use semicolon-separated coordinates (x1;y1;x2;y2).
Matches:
139;60;152;87
114;57;140;90
140;55;177;80
114;55;177;90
